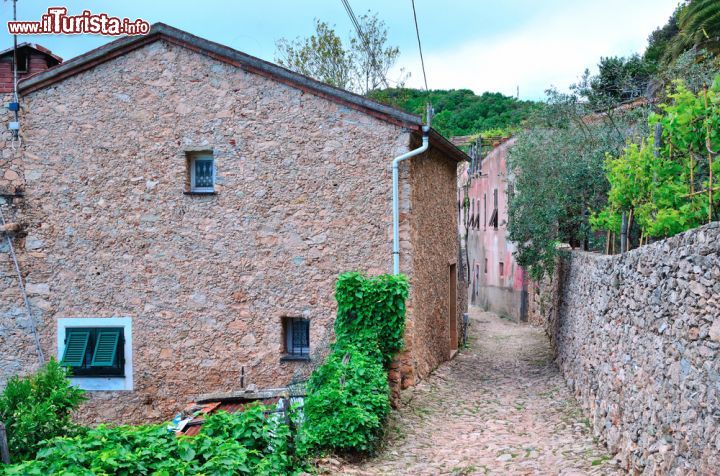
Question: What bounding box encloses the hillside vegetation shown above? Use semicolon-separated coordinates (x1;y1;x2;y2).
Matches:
368;88;538;139
507;0;720;279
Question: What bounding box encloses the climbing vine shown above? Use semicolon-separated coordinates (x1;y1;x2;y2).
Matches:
300;272;409;455
333;272;409;365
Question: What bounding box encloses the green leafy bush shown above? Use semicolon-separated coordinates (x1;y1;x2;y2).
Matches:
592;76;720;240
0;358;86;462
300;272;408;456
300;344;389;454
334;272;409;364
1;405;301;475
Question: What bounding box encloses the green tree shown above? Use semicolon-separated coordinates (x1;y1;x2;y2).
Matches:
580;55;655;106
668;0;720;60
507;87;650;278
275;13;405;95
275;19;353;90
593;76;720;240
368;88;537;139
0;359;86;462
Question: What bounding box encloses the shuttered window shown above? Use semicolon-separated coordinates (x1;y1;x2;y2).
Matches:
61;327;124;377
61;329;90;367
91;329;121;367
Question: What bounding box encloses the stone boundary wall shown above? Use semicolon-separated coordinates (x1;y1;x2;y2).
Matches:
534;223;719;474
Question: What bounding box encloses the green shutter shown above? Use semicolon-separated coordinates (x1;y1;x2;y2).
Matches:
61;329;90;367
91;329;121;367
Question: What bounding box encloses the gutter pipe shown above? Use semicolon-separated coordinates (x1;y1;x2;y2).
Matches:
392;105;431;275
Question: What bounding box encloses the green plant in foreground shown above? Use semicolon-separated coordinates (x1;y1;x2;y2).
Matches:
300;272;409;456
0;358;86;463
1;405;301;476
300;343;390;455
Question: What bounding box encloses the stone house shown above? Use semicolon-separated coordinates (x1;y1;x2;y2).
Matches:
0;23;468;423
458;136;527;321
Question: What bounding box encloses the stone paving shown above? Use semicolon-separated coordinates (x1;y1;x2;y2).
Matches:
335;307;621;475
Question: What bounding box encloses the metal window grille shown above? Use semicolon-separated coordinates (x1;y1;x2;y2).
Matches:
288;318;309;356
191;157;214;191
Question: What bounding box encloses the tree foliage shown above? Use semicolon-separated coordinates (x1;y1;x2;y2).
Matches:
507;88;650;279
0;359;86;463
275;13;405;95
670;0;720;60
369;88;537;139
275;20;353;90
592;76;720;239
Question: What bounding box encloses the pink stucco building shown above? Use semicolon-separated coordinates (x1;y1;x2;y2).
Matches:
458;137;528;321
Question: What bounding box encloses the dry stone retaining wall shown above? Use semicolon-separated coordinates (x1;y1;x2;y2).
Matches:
540;223;719;474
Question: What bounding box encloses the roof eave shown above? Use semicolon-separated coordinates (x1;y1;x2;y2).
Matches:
426;128;471;163
18;23;421;128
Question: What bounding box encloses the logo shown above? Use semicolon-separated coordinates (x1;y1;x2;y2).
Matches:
7;8;150;36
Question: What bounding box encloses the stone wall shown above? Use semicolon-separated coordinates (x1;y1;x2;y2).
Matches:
403;141;464;382
0;39;460;423
1;91;43;384
538;223;719;474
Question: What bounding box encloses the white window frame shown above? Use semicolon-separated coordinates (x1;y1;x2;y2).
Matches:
189;154;215;193
57;317;133;391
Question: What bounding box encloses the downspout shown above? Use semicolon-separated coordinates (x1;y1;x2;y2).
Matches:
392;106;431;275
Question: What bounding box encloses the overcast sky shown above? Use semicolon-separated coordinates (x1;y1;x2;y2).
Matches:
1;0;679;100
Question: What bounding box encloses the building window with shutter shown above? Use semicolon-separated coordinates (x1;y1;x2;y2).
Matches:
281;317;310;361
187;153;215;193
57;317;133;391
489;189;499;229
61;327;124;377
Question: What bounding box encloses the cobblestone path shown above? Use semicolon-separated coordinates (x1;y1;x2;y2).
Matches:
336;307;620;476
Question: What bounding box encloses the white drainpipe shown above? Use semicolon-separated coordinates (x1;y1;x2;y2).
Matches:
392;124;430;275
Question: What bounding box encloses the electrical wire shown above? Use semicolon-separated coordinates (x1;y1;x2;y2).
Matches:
0;208;45;365
339;0;390;89
411;0;429;92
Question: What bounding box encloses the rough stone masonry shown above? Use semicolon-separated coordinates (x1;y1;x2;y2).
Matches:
0;28;467;423
536;222;719;474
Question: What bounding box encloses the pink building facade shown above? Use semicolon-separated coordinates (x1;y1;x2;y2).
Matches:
458;137;528;321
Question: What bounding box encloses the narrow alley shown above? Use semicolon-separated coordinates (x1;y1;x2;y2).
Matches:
338;308;619;476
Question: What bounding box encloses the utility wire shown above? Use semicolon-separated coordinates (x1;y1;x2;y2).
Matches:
411;0;429;92
339;0;390;89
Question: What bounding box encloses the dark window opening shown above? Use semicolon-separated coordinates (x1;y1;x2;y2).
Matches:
186;152;215;194
489;189;499;229
61;327;124;377
282;317;310;360
13;50;29;73
484;258;488;274
483;193;487;229
499;262;505;277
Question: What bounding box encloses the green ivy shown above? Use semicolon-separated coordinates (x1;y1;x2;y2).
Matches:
334;272;409;365
300;343;389;455
0;405;302;476
300;272;409;456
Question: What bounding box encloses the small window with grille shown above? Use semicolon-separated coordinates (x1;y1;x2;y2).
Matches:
189;154;215;193
60;327;124;377
282;317;310;361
